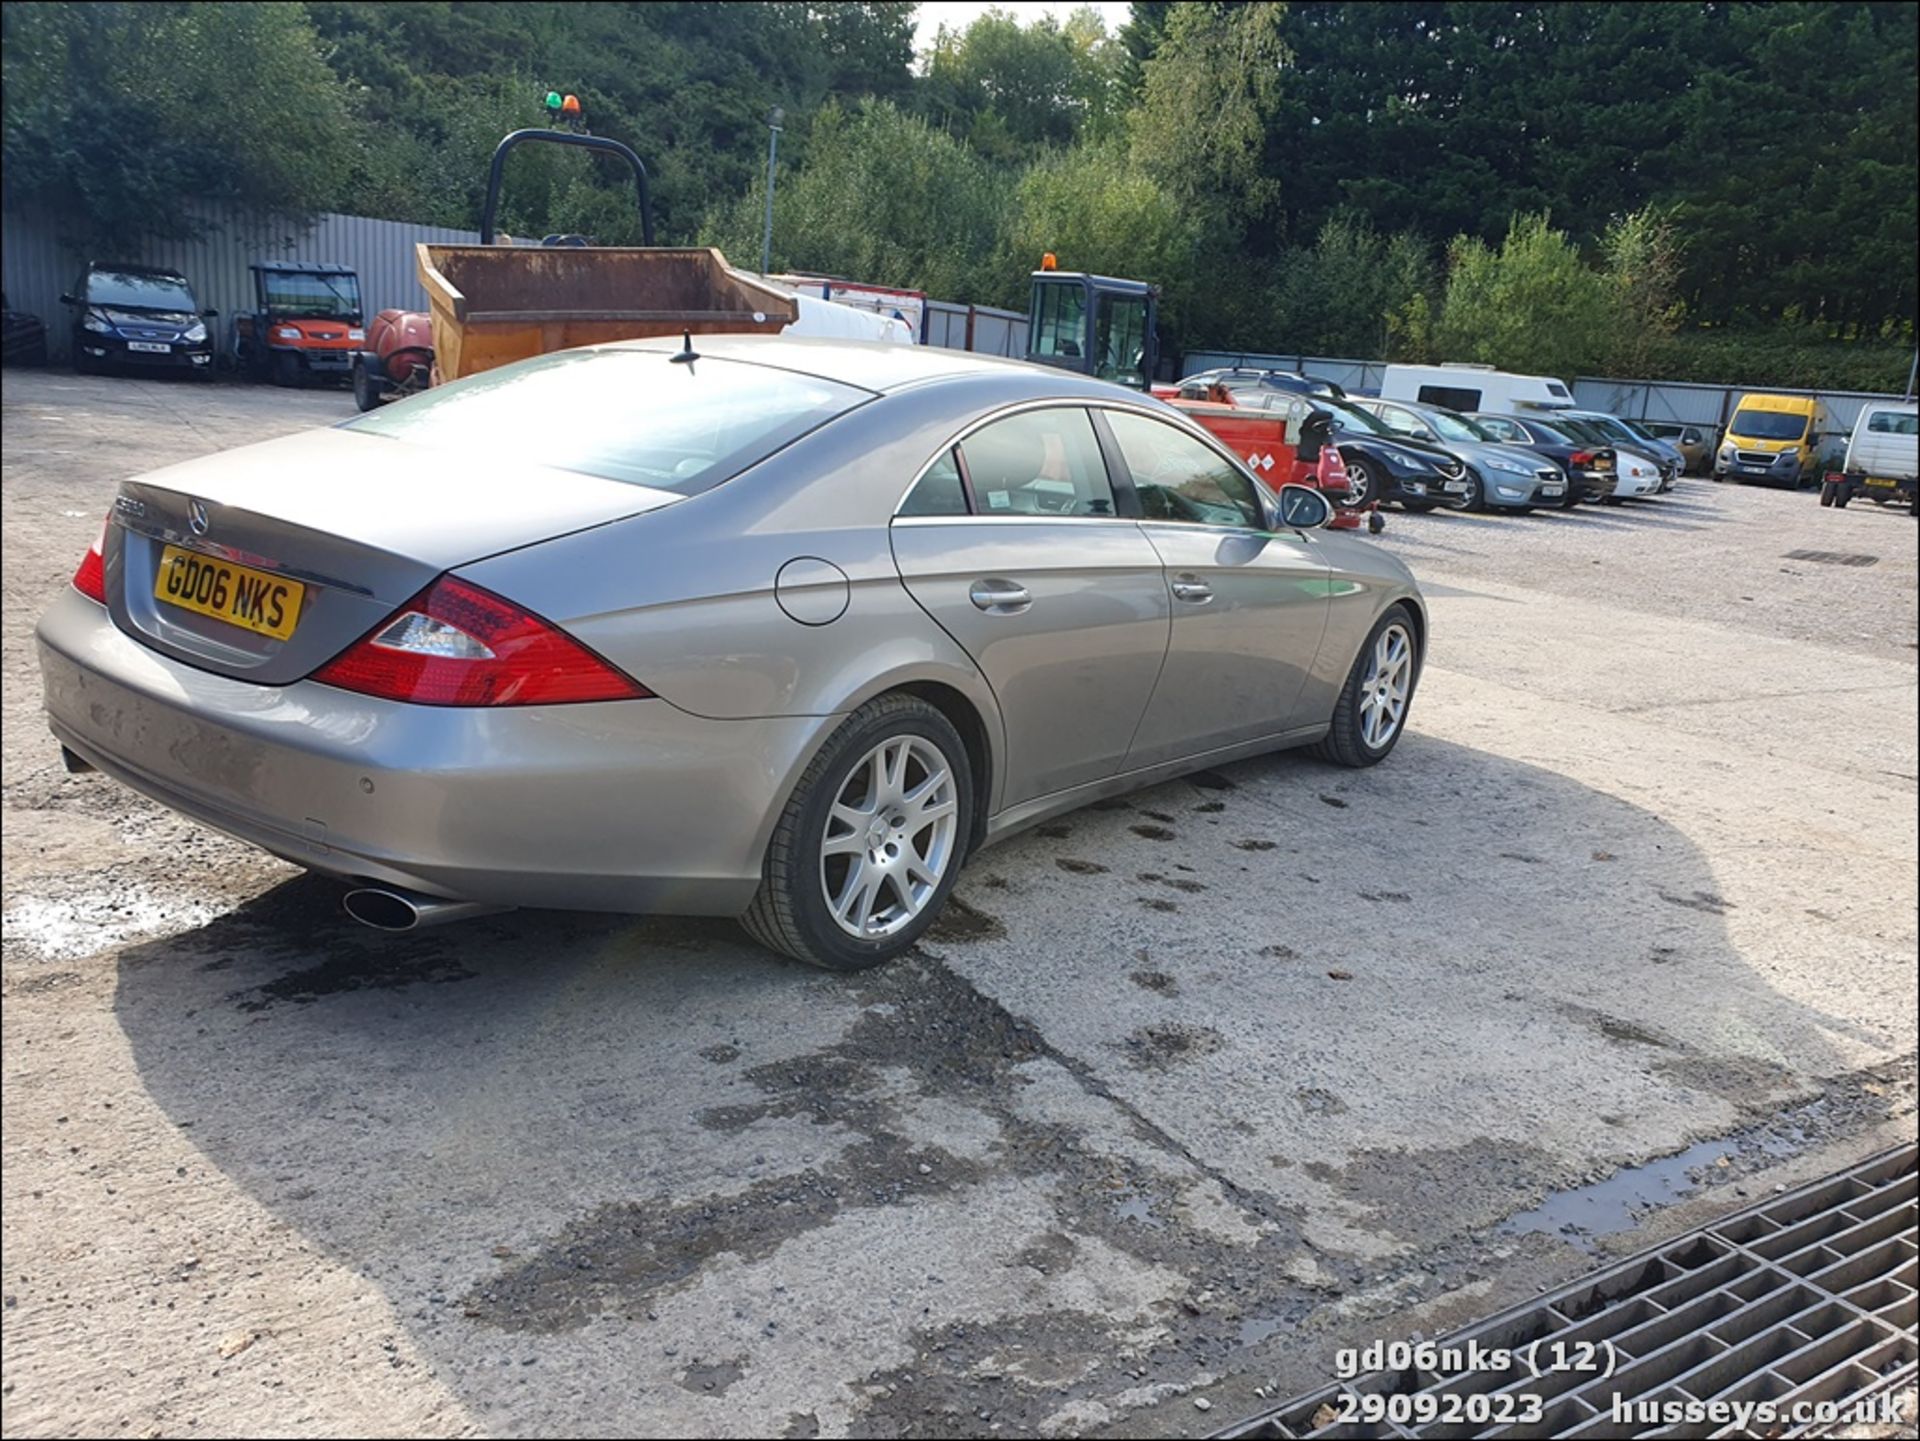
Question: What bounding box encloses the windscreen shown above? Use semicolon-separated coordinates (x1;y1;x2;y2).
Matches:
343;348;872;495
261;270;363;320
86;270;195;311
1426;408;1493;442
1321;398;1396;436
1730;408;1808;441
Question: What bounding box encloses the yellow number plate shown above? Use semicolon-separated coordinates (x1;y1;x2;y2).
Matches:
155;545;304;641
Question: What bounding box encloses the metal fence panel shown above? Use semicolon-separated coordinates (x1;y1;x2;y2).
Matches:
2;203;478;362
1180;350;1384;393
921;300;968;350
968;306;1025;358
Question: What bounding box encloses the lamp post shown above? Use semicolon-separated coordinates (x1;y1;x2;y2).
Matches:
761;106;784;276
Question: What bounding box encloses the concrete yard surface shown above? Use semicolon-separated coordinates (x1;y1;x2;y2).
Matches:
2;370;1916;1438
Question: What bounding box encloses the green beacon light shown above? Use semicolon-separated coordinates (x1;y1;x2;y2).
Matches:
544;91;563;113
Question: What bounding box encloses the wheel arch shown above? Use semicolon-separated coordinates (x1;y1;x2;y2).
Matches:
891;679;995;856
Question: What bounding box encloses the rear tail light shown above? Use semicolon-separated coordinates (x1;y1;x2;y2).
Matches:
1569;449;1593;467
72;521;109;603
311;575;650;706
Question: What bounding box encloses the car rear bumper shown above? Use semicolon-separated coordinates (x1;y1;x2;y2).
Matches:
36;587;831;915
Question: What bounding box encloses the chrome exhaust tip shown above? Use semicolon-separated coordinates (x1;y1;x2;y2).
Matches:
342;886;508;932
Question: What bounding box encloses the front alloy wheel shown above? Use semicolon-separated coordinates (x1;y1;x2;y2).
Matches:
1311;605;1420;768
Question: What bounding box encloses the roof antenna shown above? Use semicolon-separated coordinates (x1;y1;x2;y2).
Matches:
670;329;699;367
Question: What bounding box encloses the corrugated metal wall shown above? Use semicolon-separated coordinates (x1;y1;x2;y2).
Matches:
2;203;478;362
1568;376;1898;450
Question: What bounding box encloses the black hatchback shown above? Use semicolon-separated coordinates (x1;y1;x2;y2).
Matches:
62;264;216;377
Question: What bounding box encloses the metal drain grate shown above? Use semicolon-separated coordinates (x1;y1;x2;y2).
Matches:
1214;1144;1917;1439
1783;550;1880;568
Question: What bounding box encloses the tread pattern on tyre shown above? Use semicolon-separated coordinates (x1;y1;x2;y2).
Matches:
741;693;965;971
1309;603;1419;768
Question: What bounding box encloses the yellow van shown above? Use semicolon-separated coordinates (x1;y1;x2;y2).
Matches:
1714;393;1827;487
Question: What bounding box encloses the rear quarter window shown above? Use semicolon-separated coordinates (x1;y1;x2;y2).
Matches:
1866;410;1919;435
343;348;872;495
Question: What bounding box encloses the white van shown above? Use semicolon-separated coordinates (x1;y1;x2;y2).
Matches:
1828;400;1918;513
1380;363;1576;414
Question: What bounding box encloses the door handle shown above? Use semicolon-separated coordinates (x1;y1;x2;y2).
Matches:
1170;574;1213;604
969;578;1032;614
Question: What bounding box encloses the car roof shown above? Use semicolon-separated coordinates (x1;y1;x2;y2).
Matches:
606;334;1134;398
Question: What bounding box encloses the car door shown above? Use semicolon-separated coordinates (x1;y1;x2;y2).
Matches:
1099;408;1332;768
888;405;1172;809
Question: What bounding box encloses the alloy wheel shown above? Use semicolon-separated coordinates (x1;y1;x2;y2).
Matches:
819;735;960;939
1358;624;1414;750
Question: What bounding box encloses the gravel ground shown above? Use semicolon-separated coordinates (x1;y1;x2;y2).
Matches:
3;370;1915;1439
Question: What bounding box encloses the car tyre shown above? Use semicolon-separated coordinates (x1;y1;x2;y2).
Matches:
1819;478;1839;507
1458;471;1486;512
742;693;974;972
1309;604;1421;769
272;350;302;388
1342;457;1380;509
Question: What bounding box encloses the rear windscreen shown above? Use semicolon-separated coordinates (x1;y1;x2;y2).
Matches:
1866;410;1918;435
344;348;873;494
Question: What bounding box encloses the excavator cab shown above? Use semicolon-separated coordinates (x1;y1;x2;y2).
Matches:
1025;261;1157;390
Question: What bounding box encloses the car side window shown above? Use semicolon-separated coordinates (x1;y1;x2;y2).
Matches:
1477;416;1520;442
1105;410;1265;529
1384;407;1434;440
898;449;970;517
959;408;1117;517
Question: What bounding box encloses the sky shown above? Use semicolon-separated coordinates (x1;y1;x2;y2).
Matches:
911;1;1133;56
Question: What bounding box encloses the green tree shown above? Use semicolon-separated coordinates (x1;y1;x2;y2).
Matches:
701;99;1009;301
2;1;353;246
1433;213;1612;377
1003;140;1204;327
1598;206;1683;376
1270;212;1437;357
1130;1;1289;231
920;8;1086;162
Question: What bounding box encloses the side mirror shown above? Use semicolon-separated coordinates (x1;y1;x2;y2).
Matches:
201;308;219;319
1276;484;1334;530
59;293;76;306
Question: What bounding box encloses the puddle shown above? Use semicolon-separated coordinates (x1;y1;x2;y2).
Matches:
1498;1129;1808;1254
3;890;223;960
1111;1194;1165;1229
1237;1312;1288;1347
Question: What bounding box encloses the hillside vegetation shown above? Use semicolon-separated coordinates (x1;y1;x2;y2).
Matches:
4;1;1913;387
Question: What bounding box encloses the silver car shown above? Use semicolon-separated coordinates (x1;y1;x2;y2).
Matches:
1351;398;1568;511
36;337;1427;970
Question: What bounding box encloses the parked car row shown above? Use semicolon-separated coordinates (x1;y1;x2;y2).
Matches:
1166;365;1690;517
52;258;368;387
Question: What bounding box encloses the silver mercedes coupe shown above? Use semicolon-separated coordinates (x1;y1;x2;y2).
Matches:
36;337;1427;970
